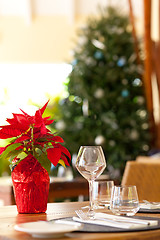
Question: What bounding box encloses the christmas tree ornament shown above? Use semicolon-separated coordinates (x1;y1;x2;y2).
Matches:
85;57;97;66
94;50;103;59
122;79;128;85
137;96;145;105
71;59;78;66
142;123;149;130
137;109;147;118
117;57;126;67
142;144;149;151
82;99;89;116
133;78;142;86
121;89;129;98
128;53;136;63
130;130;139;140
109;140;116;147
94;88;105;99
95;135;106;145
92;39;105;49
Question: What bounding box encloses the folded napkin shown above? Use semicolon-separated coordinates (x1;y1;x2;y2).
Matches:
73;213;158;229
140;203;160;210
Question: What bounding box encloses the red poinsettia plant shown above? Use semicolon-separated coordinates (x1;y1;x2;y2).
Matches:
0;101;71;174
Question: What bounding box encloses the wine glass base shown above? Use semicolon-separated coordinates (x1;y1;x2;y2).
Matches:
81;205;105;210
87;209;95;219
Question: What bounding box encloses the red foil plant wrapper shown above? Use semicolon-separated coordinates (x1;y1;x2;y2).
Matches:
0;101;71;213
12;154;50;213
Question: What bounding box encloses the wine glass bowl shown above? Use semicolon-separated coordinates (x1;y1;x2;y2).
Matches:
75;146;106;218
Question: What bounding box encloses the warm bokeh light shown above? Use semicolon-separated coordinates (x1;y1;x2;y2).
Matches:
0;63;72;124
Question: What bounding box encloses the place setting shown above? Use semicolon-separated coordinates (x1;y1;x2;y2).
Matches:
52;146;160;234
14;146;160;238
71;184;160;233
69;146;160;232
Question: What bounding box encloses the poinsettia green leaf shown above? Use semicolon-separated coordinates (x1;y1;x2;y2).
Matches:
0;143;21;161
17;152;28;161
9;152;29;171
35;151;51;174
8;149;24;163
9;158;23;171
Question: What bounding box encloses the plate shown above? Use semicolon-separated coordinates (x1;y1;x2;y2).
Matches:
139;203;160;213
14;221;82;238
139;208;160;213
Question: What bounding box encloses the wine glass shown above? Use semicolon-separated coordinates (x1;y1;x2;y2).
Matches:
75;146;106;219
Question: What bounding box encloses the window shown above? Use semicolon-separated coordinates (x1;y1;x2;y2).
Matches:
0;63;72;124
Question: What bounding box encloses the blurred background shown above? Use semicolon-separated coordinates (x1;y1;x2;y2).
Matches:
0;0;159;182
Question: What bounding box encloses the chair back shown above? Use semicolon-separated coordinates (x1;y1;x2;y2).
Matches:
136;156;160;163
121;161;160;201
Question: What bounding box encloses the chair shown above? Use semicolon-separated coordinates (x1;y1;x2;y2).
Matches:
136;156;160;163
121;161;160;201
48;177;89;202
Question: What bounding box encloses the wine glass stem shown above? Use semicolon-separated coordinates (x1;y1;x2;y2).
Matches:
88;180;94;217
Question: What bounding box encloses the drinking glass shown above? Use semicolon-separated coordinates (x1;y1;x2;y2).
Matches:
93;180;114;208
110;185;139;216
75;146;106;218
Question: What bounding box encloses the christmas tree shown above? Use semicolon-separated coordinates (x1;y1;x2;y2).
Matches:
56;6;151;176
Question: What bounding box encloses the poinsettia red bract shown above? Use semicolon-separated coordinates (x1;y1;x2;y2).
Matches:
0;101;71;172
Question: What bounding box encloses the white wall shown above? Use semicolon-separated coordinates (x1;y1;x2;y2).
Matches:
0;0;157;63
0;0;143;18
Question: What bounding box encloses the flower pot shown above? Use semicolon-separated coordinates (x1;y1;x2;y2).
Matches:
11;154;50;214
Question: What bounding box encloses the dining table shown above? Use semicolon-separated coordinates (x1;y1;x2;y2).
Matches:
1;201;160;240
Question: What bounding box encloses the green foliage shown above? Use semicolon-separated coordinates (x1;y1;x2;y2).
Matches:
0;143;21;161
56;7;151;175
35;150;51;175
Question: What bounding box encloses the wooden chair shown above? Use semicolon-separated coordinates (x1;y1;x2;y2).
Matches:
121;161;160;202
48;175;109;203
48;177;89;202
128;0;160;148
136;156;160;163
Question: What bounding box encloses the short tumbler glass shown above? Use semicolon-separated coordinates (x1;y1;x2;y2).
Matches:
110;185;139;216
93;180;114;208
